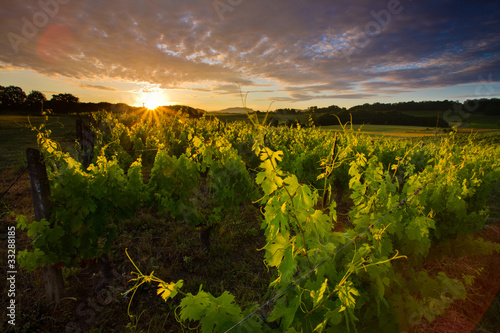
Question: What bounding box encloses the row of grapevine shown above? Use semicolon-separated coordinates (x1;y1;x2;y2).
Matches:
17;113;257;269
16;110;500;332
233;130;500;332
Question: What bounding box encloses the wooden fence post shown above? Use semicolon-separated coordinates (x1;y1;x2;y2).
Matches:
76;117;95;170
26;148;64;303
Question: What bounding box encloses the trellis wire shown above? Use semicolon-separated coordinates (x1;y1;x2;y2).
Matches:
0;166;28;201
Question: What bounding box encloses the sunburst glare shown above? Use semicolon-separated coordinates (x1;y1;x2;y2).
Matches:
143;94;165;110
136;87;170;110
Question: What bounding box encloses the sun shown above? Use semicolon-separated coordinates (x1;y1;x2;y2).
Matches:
136;88;170;110
143;94;165;110
135;89;172;123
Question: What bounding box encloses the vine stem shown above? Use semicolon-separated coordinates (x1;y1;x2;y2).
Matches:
321;132;338;207
262;148;314;269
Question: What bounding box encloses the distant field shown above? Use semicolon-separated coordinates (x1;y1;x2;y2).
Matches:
206;113;255;122
0;114;77;170
212;111;500;130
400;110;500;129
319;124;443;137
208;112;310;123
209;112;500;138
454;114;500;129
321;124;500;138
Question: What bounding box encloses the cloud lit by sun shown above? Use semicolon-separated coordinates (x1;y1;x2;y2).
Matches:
1;0;498;110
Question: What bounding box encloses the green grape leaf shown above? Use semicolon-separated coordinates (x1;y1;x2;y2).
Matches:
268;291;301;329
157;280;183;301
179;288;243;332
200;292;242;332
336;281;359;310
179;289;212;322
311;278;329;307
283;175;300;195
265;233;290;267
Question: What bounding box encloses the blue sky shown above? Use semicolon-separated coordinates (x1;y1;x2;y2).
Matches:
1;0;499;111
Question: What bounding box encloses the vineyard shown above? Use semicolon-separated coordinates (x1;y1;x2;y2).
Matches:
2;109;500;332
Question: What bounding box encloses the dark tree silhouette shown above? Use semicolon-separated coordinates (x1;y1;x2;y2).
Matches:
308;106;318;113
24;90;47;113
46;93;80;114
51;93;79;104
0;85;26;110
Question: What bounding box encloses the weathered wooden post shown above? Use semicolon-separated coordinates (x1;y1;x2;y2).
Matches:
198;226;213;252
26;148;64;303
76;117;95;170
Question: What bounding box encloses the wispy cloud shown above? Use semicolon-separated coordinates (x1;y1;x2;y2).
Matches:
80;83;118;91
0;0;499;104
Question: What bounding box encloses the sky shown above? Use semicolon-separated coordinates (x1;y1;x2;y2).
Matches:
0;0;499;111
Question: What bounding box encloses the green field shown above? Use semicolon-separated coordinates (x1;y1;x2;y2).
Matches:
319;124;441;137
208;112;309;123
400;110;500;129
0;114;77;170
320;123;500;138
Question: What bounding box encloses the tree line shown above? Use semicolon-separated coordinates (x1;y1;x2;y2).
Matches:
276;99;499;128
0;85;205;117
0;85;85;114
0;85;134;114
345;99;500;116
2;84;498;121
274;99;500;116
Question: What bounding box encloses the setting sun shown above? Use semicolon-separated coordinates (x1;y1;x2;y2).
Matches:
137;89;170;110
143;95;163;109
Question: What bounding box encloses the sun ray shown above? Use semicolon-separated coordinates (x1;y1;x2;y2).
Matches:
136;88;170;110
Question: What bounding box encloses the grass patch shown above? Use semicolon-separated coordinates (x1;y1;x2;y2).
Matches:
319;124;442;137
0;114;77;171
208;112;310;124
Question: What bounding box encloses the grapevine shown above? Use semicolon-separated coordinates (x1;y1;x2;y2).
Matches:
14;111;500;332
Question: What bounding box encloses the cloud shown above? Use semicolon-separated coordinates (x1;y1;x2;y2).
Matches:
80;83;118;91
0;0;499;103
